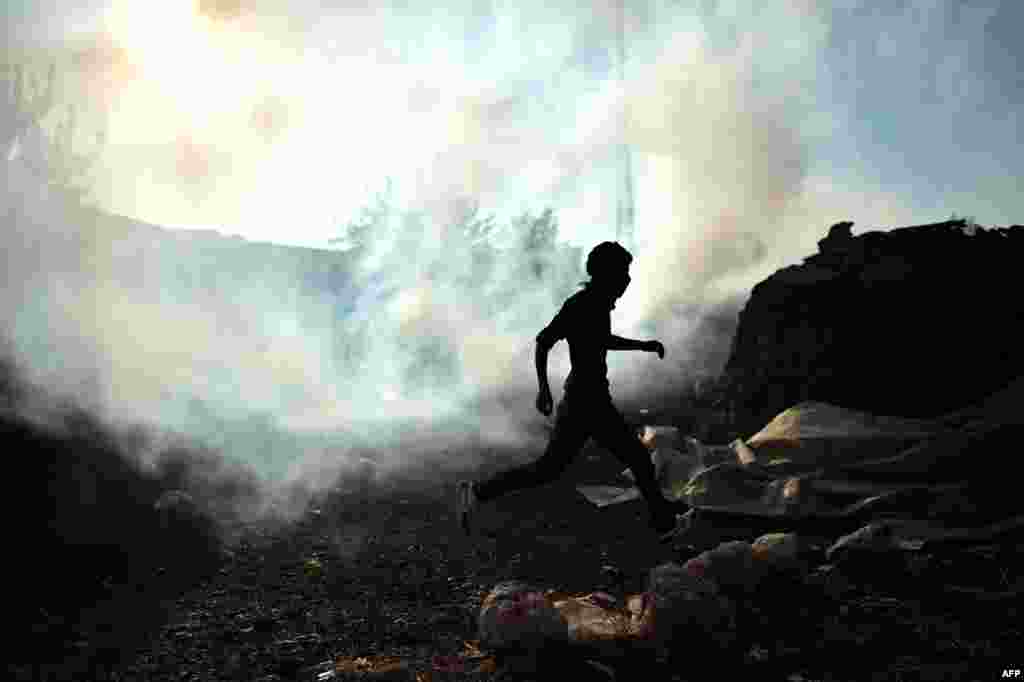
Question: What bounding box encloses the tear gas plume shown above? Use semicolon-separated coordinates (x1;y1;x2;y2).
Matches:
4;0;1012;527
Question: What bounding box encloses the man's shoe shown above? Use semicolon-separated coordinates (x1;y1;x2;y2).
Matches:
456;481;479;535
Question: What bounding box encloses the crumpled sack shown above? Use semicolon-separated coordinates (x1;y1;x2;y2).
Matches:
681;540;757;592
480;583;654;652
620;426;704;492
641;562;736;648
478;581;567;651
550;591;650;643
682;533;805;593
826;520;930;562
477;536;803;655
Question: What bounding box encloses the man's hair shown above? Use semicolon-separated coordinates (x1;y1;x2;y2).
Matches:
586;241;633;279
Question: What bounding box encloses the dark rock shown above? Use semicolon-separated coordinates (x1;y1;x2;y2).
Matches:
720;219;1024;435
154;489;201;531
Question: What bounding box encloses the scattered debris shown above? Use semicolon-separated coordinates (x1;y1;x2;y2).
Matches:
309;655;409;681
303;558;325;579
32;392;1024;681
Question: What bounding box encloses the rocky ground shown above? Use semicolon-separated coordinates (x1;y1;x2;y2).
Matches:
12;405;1023;682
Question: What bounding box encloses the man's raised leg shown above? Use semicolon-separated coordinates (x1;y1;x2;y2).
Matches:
457;397;588;534
592;402;680;538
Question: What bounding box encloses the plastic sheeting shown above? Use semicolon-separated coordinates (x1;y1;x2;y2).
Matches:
577;393;1023;531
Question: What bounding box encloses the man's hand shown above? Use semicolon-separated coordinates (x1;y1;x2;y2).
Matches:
646;340;666;359
536;387;554;416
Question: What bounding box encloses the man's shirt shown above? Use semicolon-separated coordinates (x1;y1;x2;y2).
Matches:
535;286;612;395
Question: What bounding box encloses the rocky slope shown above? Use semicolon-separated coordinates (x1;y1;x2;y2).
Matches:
720;219;1024;436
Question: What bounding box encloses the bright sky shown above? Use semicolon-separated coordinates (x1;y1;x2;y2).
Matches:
5;0;1022;254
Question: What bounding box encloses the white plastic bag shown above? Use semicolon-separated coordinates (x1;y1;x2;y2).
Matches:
622;426;703;486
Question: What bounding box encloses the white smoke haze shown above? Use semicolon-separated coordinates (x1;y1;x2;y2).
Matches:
3;1;1020;528
2;101;566;525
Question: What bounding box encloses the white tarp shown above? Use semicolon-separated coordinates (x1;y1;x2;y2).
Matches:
577;399;1006;522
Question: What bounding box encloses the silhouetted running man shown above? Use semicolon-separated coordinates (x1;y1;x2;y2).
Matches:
457;241;680;541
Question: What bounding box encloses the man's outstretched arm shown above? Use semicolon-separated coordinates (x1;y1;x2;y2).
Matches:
607;335;665;358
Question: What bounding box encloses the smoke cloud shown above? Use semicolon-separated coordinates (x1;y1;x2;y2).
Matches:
3;1;1018;527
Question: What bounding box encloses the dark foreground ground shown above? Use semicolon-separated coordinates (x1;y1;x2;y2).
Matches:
9;405;1023;682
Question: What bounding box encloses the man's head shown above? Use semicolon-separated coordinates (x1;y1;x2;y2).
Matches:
586;241;632;299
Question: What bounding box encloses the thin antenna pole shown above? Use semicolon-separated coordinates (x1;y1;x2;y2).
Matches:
615;0;634;249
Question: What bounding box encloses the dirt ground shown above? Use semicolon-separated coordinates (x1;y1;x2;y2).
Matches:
11;409;1024;682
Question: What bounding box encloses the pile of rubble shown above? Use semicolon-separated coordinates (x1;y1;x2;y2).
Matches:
302;385;1024;681
720;219;1024;435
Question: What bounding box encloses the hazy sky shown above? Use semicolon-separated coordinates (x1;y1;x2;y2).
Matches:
5;0;1020;257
